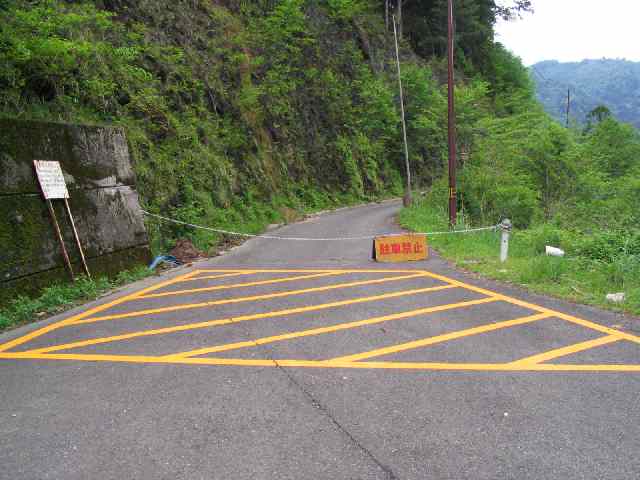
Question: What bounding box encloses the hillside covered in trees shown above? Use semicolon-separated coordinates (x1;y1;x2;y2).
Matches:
532;59;640;128
0;0;533;250
0;0;638;312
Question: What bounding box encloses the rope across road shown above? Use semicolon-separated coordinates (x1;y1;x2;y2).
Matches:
142;210;498;242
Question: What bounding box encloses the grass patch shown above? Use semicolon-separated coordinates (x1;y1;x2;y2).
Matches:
400;197;640;316
0;267;153;333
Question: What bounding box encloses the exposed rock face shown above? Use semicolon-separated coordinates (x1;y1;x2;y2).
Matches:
0;119;151;302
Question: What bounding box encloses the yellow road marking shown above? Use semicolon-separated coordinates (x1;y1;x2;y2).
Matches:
510;335;622;366
0;351;279;366
72;273;434;324
418;269;640;346
0;269;201;353
499;299;640;346
25;285;459;354
178;271;259;283
196;269;422;274
4;268;639;373
139;271;345;299
1;352;639;372
165;296;499;359
550;314;640;345
276;360;640;372
330;313;552;363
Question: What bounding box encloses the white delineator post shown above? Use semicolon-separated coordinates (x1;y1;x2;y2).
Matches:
500;219;512;263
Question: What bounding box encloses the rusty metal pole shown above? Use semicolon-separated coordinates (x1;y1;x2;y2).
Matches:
447;0;457;228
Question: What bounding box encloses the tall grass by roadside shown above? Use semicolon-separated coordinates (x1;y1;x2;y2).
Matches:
400;198;640;315
0;267;152;333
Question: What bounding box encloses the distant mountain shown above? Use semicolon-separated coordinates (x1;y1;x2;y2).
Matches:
531;59;640;128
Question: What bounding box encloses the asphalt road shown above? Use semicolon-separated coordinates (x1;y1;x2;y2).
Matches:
1;200;639;480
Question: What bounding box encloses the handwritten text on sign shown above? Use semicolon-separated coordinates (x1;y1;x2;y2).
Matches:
33;160;69;199
374;234;427;262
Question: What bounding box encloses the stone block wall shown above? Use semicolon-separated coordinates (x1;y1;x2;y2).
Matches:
0;119;151;303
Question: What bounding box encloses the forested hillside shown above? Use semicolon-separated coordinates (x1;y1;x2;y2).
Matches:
0;0;533;252
532;59;640;128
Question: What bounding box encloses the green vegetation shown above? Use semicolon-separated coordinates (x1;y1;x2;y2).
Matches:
0;267;152;332
0;0;409;256
0;0;537;256
533;59;640;128
401;199;640;315
397;10;640;315
401;103;640;314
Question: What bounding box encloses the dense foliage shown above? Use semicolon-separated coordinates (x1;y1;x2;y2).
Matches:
532;59;640;128
401;52;640;312
0;0;540;253
0;0;406;251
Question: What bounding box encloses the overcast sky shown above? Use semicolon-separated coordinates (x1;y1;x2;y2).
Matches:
495;0;640;66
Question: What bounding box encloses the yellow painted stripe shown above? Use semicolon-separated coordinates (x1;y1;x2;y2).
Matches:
196;269;421;274
25;285;458;354
0;351;278;366
73;272;433;324
330;312;552;363
165;295;499;359
1;352;639;372
417;270;640;346
0;269;201;353
139;271;345;299
178;271;258;283
550;314;640;345
509;335;622;366
275;360;640;372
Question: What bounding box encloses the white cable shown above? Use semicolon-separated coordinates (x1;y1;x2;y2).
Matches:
141;210;497;242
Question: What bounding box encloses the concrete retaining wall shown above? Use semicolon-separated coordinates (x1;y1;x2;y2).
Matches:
0;119;151;303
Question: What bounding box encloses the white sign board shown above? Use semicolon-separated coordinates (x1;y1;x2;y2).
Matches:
33;160;69;199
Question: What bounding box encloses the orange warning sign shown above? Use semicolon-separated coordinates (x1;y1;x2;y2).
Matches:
373;234;427;263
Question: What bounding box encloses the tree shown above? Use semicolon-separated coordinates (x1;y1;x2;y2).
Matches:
388;0;532;71
587;105;612;123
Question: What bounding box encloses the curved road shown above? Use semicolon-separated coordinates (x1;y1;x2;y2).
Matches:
1;200;639;479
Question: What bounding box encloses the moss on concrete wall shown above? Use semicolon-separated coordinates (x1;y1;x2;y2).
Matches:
0;119;151;302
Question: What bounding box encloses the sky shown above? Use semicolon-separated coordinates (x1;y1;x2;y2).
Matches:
495;0;640;66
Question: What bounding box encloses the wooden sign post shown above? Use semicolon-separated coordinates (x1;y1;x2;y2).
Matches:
373;234;428;263
33;160;91;280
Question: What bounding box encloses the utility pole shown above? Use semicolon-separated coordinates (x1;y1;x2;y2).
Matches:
392;15;412;207
447;0;457;227
566;87;571;128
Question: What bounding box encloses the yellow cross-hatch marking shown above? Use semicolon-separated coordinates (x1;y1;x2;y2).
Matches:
138;271;346;299
330;313;552;363
1;268;639;373
163;296;498;360
71;272;431;325
24;284;458;354
0;269;201;353
177;271;259;283
509;335;622;366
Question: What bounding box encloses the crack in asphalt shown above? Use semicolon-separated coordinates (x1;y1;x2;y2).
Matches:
230;316;398;479
274;363;399;480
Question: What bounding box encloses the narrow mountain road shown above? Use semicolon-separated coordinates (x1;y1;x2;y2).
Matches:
1;200;639;480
